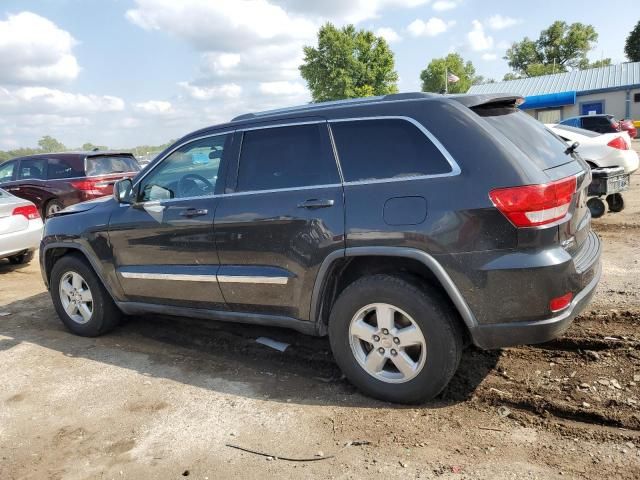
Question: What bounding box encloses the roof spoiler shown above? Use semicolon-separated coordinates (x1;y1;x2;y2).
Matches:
449;93;524;109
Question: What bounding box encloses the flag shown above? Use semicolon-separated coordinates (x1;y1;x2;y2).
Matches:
447;72;460;83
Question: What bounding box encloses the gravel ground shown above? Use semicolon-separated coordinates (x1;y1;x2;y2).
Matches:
1;142;639;479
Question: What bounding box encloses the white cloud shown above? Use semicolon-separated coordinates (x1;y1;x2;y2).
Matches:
272;0;431;23
0;12;80;85
376;27;402;43
135;100;173;114
408;17;455;37
432;1;457;11
467;20;493;51
481;53;498;61
259;81;308;96
0;87;125;114
487;15;522;30
179;82;243;100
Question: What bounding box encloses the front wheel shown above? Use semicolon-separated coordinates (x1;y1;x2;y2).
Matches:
50;254;122;336
328;275;463;404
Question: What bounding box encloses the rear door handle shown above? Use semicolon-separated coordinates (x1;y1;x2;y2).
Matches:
297;199;335;209
179;208;208;217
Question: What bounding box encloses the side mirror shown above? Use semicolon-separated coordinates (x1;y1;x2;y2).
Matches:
113;178;133;204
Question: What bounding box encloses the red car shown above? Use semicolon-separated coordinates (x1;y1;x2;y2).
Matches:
620;119;637;139
0;151;140;217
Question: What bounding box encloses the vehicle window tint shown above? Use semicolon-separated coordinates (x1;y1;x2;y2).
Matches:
47;157;83;179
481;109;570;169
85;155;140;176
331;119;452;182
582;116;608;128
139;134;230;202
17;158;47;180
0;161;15;182
236;123;339;192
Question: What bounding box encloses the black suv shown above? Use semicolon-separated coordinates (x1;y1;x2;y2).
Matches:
40;93;601;403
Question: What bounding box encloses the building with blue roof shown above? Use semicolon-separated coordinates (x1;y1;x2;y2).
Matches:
467;62;640;124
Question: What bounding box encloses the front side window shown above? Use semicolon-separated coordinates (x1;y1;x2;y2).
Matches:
18;158;47;180
331;119;452;182
138;134;230;202
0;161;16;183
236;123;339;192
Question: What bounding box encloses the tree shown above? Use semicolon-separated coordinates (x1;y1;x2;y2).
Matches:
420;53;479;94
504;21;607;77
37;135;66;153
82;142;108;151
300;23;399;102
625;20;640;62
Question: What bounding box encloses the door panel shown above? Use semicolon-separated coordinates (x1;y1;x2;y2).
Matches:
214;187;344;318
108;132;234;308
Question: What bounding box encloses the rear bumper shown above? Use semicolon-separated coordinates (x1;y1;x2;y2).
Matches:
468;234;601;349
0;219;43;259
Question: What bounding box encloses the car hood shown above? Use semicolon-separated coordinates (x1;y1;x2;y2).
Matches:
54;195;114;216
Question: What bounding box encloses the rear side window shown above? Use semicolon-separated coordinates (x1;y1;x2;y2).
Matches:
236;123;339;192
47;157;83;179
85;155;140;176
480;109;570;169
17;158;47;180
330;119;452;182
582;116;610;128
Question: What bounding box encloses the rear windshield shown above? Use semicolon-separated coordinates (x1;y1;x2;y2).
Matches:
554;125;600;138
478;108;571;170
0;188;8;198
85;155;140;176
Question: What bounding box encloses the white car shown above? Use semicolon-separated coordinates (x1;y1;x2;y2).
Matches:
0;188;43;264
547;124;639;174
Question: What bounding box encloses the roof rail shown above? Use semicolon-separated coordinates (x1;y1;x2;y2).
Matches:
230;92;438;122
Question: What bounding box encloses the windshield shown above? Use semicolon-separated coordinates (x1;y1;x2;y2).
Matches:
85;155;140;176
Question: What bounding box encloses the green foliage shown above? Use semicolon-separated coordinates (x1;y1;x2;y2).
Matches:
504;21;601;77
38;135;66;153
420;53;478;94
82;142;108;151
625;20;640;62
300;23;399;102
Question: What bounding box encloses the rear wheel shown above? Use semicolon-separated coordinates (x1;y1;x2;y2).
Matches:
606;193;624;213
50;254;121;336
587;197;606;218
45;199;64;218
328;274;463;404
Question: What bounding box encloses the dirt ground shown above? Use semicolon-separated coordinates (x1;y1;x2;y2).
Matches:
2;144;640;480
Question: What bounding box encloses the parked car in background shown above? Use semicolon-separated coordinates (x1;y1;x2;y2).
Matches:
0;188;43;264
547;124;639;174
619;119;638;139
0;151;140;217
559;114;622;134
40;93;601;404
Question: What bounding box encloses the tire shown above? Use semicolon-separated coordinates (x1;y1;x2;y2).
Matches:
587;197;606;218
328;274;463;404
45;199;64;218
8;250;33;265
606;193;624;213
50;253;122;336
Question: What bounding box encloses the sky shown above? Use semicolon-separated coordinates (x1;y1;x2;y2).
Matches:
0;0;636;150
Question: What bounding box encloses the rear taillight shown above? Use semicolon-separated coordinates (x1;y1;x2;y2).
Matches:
489;176;577;227
12;205;40;220
606;137;628;150
70;179;108;195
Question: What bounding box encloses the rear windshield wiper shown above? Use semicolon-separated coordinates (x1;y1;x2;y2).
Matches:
564;141;579;155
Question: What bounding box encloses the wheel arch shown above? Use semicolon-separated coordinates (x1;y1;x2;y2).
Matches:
311;247;478;335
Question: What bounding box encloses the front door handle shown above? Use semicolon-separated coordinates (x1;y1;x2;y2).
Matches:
180;208;208;217
297;199;335;209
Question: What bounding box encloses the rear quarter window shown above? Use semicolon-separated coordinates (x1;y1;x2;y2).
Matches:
85;155;140;176
330;118;453;182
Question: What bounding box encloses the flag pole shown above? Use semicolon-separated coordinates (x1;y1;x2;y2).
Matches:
444;66;448;94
